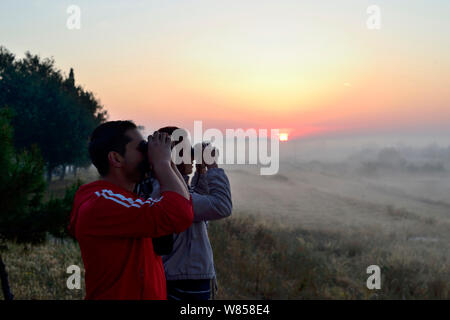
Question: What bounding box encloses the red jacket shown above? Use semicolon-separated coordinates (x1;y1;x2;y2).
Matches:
68;180;193;300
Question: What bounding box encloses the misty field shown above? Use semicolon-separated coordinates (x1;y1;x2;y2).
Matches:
2;151;450;299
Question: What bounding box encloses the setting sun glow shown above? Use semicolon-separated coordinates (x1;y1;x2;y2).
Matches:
279;133;289;142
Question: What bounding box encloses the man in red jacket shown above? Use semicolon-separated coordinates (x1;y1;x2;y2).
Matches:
68;121;193;300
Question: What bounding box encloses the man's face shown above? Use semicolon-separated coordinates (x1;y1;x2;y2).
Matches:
122;129;147;183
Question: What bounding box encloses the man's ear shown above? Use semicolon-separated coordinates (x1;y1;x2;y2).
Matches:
108;151;124;169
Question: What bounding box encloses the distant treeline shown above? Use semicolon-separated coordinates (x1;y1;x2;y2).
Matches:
347;146;450;175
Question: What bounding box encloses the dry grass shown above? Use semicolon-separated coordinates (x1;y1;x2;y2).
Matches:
2;164;449;300
2;213;448;300
2;238;85;300
209;213;449;300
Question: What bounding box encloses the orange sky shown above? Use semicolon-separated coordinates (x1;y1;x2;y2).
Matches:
1;0;449;140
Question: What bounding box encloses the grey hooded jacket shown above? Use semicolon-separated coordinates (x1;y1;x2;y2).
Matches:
143;167;232;280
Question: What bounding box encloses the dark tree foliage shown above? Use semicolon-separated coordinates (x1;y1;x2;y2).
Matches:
0;46;108;181
0;108;47;244
43;178;84;240
0;107;84;241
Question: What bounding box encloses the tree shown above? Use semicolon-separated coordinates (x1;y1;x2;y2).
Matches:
0;47;108;182
0;108;47;244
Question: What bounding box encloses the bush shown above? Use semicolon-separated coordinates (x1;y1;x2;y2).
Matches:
0;108;47;244
0;108;82;244
42;179;84;239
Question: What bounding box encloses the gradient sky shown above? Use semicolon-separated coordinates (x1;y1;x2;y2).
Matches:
1;0;449;141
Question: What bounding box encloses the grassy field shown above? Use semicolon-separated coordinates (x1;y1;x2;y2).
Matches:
2;165;449;299
2;212;448;300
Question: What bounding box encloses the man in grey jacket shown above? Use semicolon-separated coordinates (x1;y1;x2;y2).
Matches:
136;126;232;300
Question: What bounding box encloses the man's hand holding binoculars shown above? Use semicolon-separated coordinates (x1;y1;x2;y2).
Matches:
146;131;172;168
195;142;219;174
145;131;190;200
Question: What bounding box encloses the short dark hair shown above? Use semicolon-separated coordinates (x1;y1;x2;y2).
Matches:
89;120;137;176
157;126;179;137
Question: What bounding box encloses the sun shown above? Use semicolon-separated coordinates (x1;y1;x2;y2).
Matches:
279;133;289;142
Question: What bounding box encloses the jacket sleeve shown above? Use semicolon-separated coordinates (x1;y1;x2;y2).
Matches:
191;167;233;222
77;190;193;238
190;171;210;195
